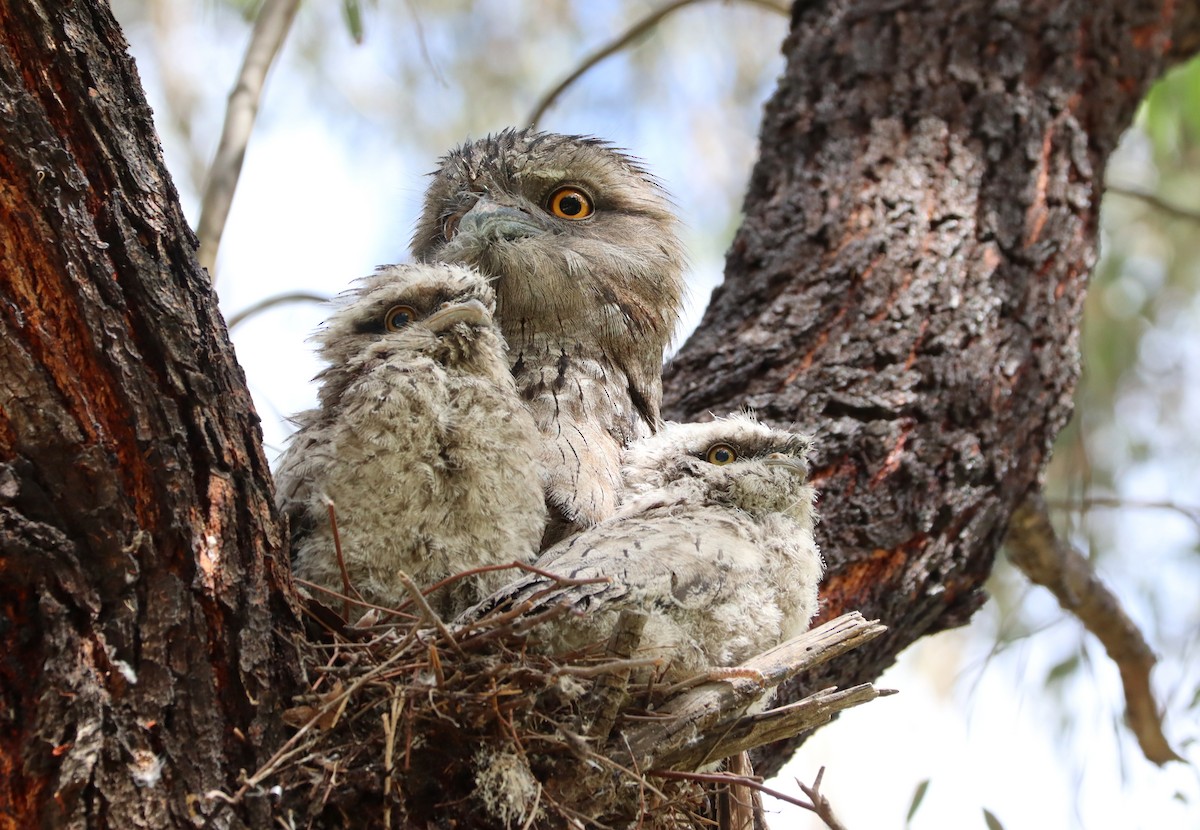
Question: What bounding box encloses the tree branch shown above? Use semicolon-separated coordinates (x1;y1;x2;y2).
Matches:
622;613;890;768
1005;492;1182;765
226;291;330;330
1106;183;1200;224
196;0;301;279
525;0;788;128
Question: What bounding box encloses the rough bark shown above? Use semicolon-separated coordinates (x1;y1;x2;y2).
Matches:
0;3;301;828
663;0;1200;776
2;0;1199;825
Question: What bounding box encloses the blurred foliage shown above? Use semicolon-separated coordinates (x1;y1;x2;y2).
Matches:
986;54;1200;798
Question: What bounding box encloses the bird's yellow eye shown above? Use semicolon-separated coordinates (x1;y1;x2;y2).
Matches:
547;186;594;220
384;305;419;332
705;444;737;465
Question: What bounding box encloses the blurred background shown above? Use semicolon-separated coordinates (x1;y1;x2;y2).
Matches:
110;1;1199;826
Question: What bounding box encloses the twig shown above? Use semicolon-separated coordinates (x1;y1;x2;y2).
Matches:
210;635;417;809
395;571;466;657
579;609;648;738
1106;183;1200;224
407;561;612;614
622;614;889;768
795;767;849;830
196;0;301;278
651;767;851;830
325;498;361;620
654;684;888;770
226;291;330;330
524;0;788;127
1044;495;1200;533
294;577;419;625
721;751;759;830
382;686;403;829
1005;491;1182;764
556;656;663;679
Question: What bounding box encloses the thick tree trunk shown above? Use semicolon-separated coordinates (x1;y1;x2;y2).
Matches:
663;0;1200;776
2;0;1199;825
0;3;300;827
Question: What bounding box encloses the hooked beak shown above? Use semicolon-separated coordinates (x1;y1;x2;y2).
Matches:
764;454;808;477
423;299;491;333
454;197;543;242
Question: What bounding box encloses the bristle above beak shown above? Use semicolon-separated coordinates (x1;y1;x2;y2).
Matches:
423;299;491;332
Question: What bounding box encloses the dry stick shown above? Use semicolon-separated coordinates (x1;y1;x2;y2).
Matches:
196;0;301;278
325;499;361;621
651;769;853;830
226;291;330;330
382;684;404;829
622;613;887;767
394;571;467;657
1005;492;1182;765
205;636;417;809
294;577;420;625
1045;495;1200;533
408;561;612;616
580;609;648;739
721;751;758;830
524;0;789;128
1106;183;1200;224
795;767;848;830
655;684;887;771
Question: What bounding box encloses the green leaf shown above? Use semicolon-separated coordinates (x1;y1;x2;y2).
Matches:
905;779;930;825
983;808;1005;830
342;0;365;43
1045;653;1081;687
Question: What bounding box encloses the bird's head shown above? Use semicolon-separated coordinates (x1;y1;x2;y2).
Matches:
313;263;509;402
620;413;816;519
411;129;686;344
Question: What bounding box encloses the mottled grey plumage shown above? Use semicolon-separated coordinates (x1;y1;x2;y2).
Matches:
275;263;547;617
457;414;823;681
412;129;686;542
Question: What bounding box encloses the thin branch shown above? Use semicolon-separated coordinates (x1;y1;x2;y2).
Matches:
1005;492;1182;765
1044;495;1200;533
395;571;466;657
651;767;851;830
658;683;887;770
226;291;330;330
524;0;789;128
196;0;301;279
621;614;889;768
579;609;648;739
1106;183;1200;224
324;498;361;621
795;767;849;830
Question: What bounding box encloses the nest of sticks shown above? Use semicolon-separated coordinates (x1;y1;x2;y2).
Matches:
241;569;889;829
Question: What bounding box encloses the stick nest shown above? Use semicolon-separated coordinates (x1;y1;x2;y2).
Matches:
254;580;889;829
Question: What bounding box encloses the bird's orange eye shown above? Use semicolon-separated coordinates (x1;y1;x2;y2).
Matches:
547;186;594;220
384;305;419;332
705;444;737;465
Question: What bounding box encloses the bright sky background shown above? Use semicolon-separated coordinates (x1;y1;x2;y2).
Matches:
113;3;1199;827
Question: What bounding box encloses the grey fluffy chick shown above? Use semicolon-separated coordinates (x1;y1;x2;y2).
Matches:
456;413;823;681
412;129;686;544
275;263;547;617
